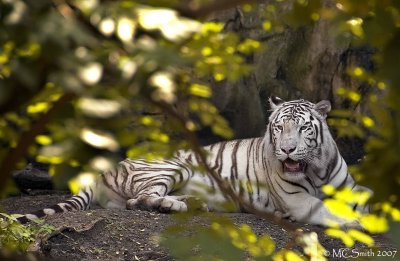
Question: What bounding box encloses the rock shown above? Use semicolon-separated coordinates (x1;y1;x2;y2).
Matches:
13;163;53;193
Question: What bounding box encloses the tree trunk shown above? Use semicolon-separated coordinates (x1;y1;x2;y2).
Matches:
204;2;374;163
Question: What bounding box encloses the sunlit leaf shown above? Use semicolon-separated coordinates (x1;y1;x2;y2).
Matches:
68;172;95;194
189;83;212;98
138;8;177;30
17;42;41;57
324;199;358;220
78;62;103;85
361;116;374;128
321;184;336;196
263;20;272;31
27;102;50;114
325;228;354;247
35;135;52;145
360;214;389;233
77;97;122;118
149;71;176;103
201;47;212;56
117;17;136;43
242;4;253;13
201;22;224;34
238;39;261;54
89;156;114;171
377;81;386;90
390;208;400;221
36;155;64;165
346;18;364;38
347;229;374;247
74;0;98;13
80;128;120;151
137;7;200;42
118;57;137;79
274;250;305;261
99;18;116;36
258;235;275;255
214;73;225;81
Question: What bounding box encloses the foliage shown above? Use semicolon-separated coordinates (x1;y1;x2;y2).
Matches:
322;185;400;247
0;0;253;190
0;212;54;252
162;213;331;261
315;0;400;205
280;0;400;254
161;215;272;261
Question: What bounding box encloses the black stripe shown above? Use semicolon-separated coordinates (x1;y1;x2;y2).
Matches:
102;172;120;195
83;190;91;208
53;204;64;213
112;168;120;193
279;177;310;193
64;203;73;211
17;216;30;224
246;139;255;204
320;152;338;180
230;140;241;182
254;139;262;198
144;182;169;194
327;155;343;182
276;181;302;195
318;119;324;144
120;164;130;195
31;210;46;218
264;194;270;208
269;125;273;144
69;198;84;210
212;142;227;175
75;195;88;208
338;172;350;188
313;123;319;143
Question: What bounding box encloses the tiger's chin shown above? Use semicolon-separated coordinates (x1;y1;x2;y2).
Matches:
281;159;307;176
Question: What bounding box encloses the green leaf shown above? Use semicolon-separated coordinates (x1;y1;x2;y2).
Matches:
325;228;355;247
347;229;374;246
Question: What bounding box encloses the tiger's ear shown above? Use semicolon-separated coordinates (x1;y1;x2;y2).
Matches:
269;96;284;110
314;100;331;118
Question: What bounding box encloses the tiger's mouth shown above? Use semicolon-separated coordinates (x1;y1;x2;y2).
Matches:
282;159;306;173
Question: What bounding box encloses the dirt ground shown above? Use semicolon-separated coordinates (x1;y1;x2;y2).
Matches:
0;191;396;261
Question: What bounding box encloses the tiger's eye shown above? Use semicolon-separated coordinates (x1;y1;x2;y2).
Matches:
276;125;283;131
299;126;307;131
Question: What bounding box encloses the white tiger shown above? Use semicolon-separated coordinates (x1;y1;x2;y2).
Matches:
17;97;371;227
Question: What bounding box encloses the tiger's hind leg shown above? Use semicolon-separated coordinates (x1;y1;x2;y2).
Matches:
119;158;207;212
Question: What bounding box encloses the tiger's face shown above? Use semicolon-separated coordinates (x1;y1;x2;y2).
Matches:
268;97;331;175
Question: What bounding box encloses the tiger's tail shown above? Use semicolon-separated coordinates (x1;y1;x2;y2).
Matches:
16;187;94;224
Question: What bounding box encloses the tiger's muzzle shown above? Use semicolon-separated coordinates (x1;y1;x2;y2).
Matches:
282;158;306;173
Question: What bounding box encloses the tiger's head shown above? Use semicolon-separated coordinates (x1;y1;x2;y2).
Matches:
267;96;332;177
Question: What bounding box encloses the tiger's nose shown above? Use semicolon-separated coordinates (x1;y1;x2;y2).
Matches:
281;146;296;154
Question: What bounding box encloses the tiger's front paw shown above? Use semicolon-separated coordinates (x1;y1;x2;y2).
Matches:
341;220;364;230
274;210;295;222
126;195;188;213
175;195;209;212
159;197;188;213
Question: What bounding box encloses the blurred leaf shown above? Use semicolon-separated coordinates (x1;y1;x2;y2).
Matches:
325;228;354;247
360;214;389;233
347;229;374;247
